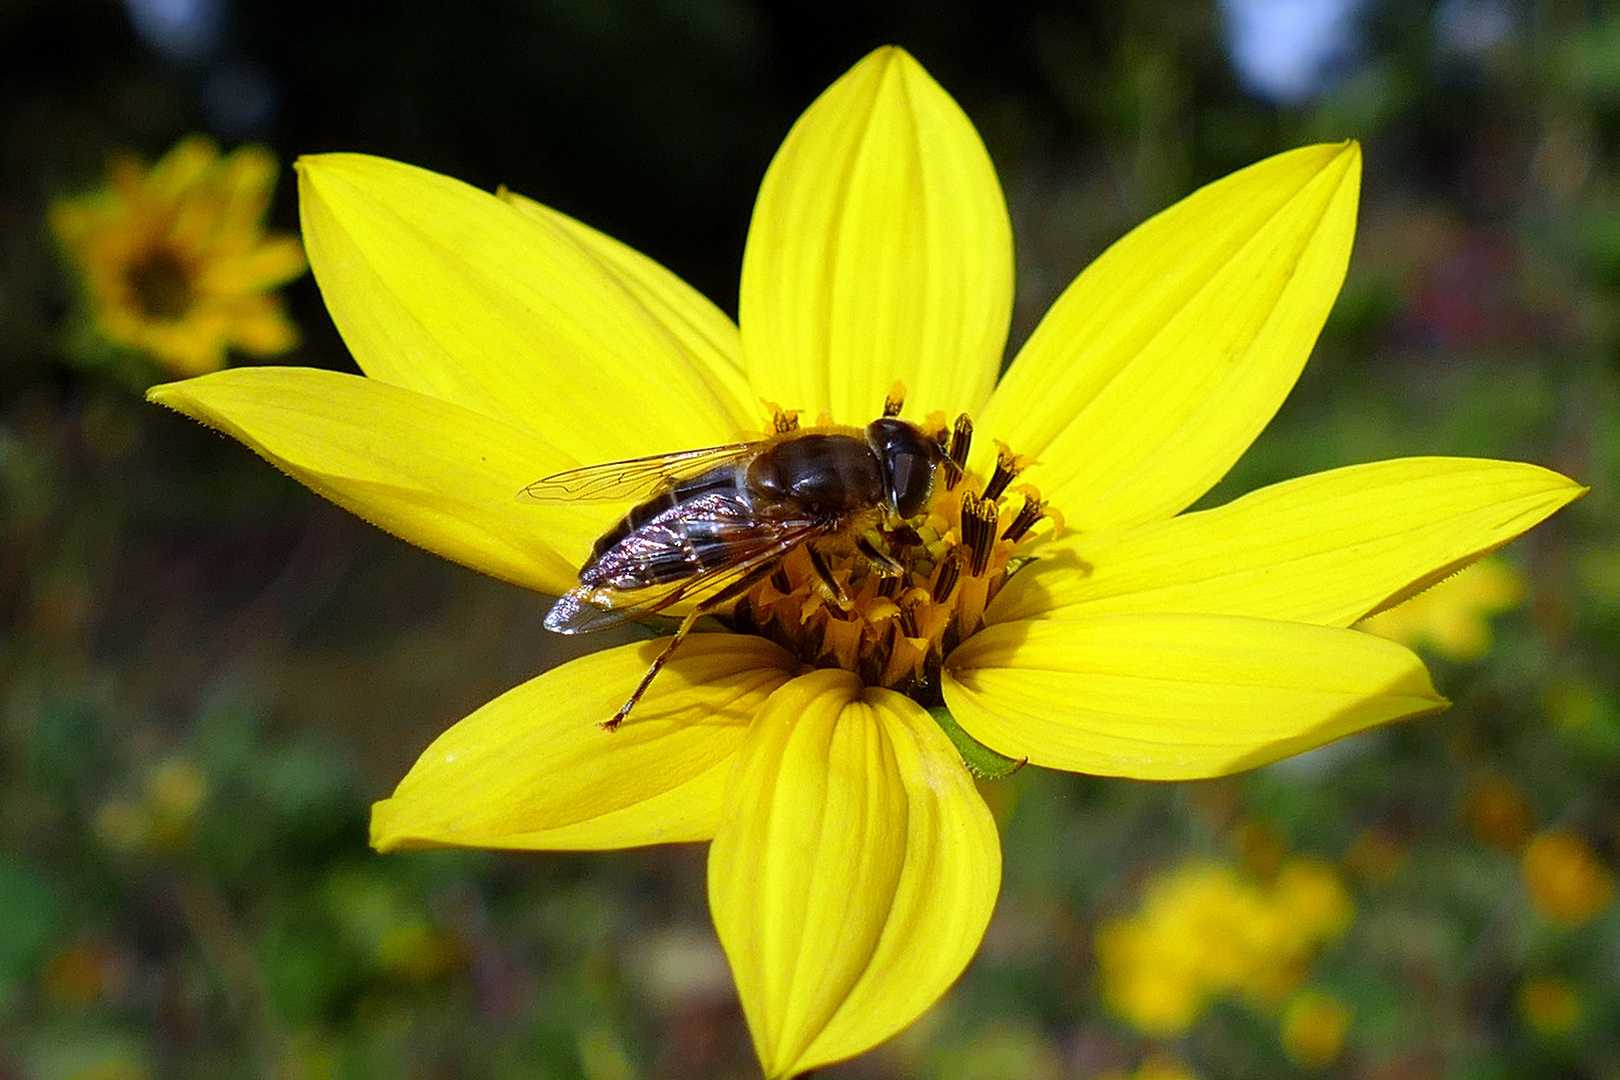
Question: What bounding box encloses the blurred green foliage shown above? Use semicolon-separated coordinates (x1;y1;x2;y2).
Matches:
4;0;1620;1077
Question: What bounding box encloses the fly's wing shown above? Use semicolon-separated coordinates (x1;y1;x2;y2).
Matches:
544;492;824;634
519;442;763;503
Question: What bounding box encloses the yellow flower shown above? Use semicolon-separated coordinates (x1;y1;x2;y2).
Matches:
146;48;1582;1078
1357;556;1524;660
1518;975;1581;1035
1097;1055;1204;1080
143;756;209;851
1463;772;1533;851
1522;829;1615;926
1271;858;1356;944
1280;988;1351;1068
1097;858;1353;1034
50;135;306;377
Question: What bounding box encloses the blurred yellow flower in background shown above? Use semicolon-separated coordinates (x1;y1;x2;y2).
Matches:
1280;988;1351;1067
1343;825;1408;885
50;135;306;378
1358;556;1524;660
1097;1055;1204;1080
1518;975;1582;1036
91;756;210;856
1464;772;1534;851
1522;829;1615;925
1096;857;1354;1035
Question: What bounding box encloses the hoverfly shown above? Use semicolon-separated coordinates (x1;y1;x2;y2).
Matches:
521;411;948;729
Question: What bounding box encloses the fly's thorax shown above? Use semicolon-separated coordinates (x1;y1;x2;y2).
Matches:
743;432;885;514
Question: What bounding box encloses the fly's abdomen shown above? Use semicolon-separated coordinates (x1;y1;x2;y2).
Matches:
582;467;744;575
580;480;757;591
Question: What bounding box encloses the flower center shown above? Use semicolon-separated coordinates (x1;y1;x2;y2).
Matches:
726;407;1052;706
124;246;195;321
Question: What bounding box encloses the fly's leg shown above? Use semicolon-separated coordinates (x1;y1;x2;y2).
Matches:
604;560;782;730
602;608;705;731
804;544;852;607
855;535;904;576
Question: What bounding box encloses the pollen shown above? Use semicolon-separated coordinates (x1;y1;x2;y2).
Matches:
730;407;1052;705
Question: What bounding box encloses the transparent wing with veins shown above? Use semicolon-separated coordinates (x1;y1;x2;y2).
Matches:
519;442;764;503
544;495;827;633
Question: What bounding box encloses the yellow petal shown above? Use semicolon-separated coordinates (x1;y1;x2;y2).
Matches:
146;135;218;200
499;188;755;417
227;300;301;357
148;366;610;593
944;614;1445;779
199;235;307;291
372;635;795;851
298;153;755;464
709;669;1000;1077
991;457;1584;626
981;143;1360;533
738;46;1013;424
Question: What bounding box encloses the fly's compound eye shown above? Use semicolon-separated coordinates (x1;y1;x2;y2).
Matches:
867;417;939;518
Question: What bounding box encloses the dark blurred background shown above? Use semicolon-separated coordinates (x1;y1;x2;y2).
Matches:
3;1;1618;1078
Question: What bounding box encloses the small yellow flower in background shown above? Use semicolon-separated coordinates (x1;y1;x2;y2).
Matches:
146;46;1582;1078
1464;772;1534;851
325;868;461;982
1096;857;1354;1034
1343;826;1407;885
1521;829;1615;926
41;938;132;1008
1545;676;1601;730
1097;1054;1204;1080
144;756;208;851
1272;858;1356;942
91;796;150;853
1357;556;1524;660
1518;975;1581;1035
1280;988;1352;1067
50;135;306;378
90;756;210;855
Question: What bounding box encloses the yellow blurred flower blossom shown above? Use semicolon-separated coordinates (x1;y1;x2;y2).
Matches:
1280;988;1352;1067
91;797;150;853
1463;772;1533;851
147;47;1581;1078
91;756;210;854
50;135;306;377
1097;1055;1204;1080
1518;975;1581;1036
41;938;131;1008
1522;829;1615;926
1343;826;1407;885
1097;858;1354;1035
1545;677;1601;730
1357;556;1523;660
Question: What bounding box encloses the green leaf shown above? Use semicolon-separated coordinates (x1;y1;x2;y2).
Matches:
0;856;63;987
